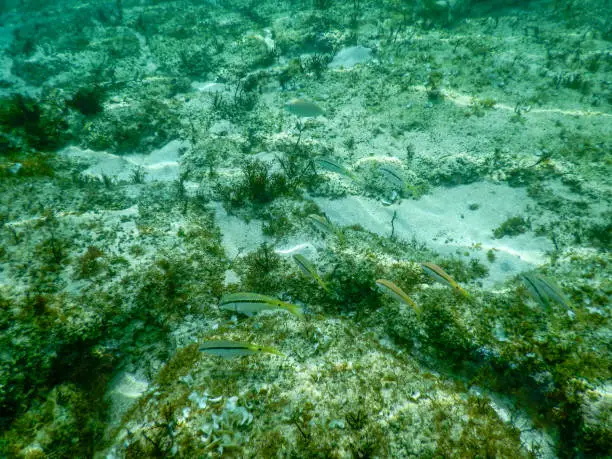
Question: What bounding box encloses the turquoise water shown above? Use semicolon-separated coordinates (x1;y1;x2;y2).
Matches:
0;1;610;457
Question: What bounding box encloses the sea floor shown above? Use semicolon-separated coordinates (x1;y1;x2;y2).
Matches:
0;0;610;457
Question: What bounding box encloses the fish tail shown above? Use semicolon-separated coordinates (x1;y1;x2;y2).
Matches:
457;286;470;298
407;298;422;315
260;346;286;357
285;303;304;317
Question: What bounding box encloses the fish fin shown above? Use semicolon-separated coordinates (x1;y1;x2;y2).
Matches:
260;346;286;357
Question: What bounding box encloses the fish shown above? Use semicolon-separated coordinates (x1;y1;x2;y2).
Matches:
307;214;335;235
378;165;404;187
378;165;418;195
200;340;285;358
421;262;469;298
521;273;572;309
284;98;325;117
376;279;421;315
219;292;303;317
293;254;329;292
315;157;355;179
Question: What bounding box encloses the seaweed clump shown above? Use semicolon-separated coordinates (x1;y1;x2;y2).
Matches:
76;246;105;279
218;159;291;209
67;86;105;116
493;216;531;238
0;94;69;152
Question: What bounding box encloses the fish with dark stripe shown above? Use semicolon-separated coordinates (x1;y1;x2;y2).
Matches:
421;262;469;298
219;292;303;317
521;273;572;309
200;340;284;358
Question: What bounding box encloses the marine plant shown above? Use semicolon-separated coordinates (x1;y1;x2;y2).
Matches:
325;249;382;313
467;96;496;117
134;256;197;324
493;216;531;238
218;159;290;209
584;221;611;248
275;141;321;190
209;76;260;120
420;296;475;364
303;53;332;79
233;243;287;293
67;86;105;116
241;158;286;203
34;214;71;273
178;47;213;78
130;166;146;184
0;93;69;151
277;58;303;89
76;246;105;279
419;0;454;26
426;70;444;101
261;210;294;239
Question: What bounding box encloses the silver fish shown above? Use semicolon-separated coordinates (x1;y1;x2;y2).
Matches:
219;292;303;317
315;157;355;179
306;214;335;235
293;254;329;292
200;340;284;358
284;98;325;117
521;273;572;309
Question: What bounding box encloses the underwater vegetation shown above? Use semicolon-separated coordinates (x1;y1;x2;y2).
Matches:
217;158;291;209
0;93;68;152
67;86;106;116
493;215;531;239
0;0;610;457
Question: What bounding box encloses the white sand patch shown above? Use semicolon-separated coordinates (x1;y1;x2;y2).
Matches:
213;203;267;259
213;206;323;270
419;86;612;117
60;140;186;183
314;182;553;286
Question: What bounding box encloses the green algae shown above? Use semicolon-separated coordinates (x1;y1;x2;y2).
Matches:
493;216;531;239
0;0;610;457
